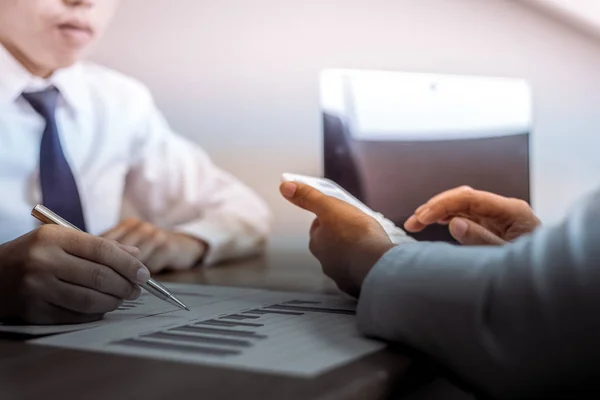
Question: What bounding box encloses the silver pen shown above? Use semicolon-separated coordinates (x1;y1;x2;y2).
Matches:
31;204;190;311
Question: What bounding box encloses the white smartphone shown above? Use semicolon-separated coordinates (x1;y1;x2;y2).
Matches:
281;173;373;215
281;173;416;244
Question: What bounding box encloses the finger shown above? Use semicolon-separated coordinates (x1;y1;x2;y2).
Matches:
415;187;517;225
45;278;124;314
308;236;320;259
309;219;320;236
58;230;151;286
449;218;506;246
144;244;173;274
117;243;141;258
137;229;169;262
118;222;158;248
22;301;104;325
52;252;142;300
279;182;350;218
404;215;427;232
101;218;142;241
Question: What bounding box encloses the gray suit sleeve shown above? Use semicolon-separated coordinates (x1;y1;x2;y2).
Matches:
357;189;600;398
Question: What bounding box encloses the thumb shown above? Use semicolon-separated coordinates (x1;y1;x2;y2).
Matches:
280;181;336;217
449;218;506;246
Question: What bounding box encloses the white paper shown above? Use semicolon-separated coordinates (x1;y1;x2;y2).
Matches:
33;286;386;377
0;283;260;335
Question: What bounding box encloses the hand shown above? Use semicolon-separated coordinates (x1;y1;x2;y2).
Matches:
0;225;150;325
280;182;395;297
404;186;541;245
101;218;207;274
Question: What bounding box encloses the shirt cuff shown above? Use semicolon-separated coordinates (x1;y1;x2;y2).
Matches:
173;216;261;266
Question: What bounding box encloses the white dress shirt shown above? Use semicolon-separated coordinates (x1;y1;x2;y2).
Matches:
0;44;271;265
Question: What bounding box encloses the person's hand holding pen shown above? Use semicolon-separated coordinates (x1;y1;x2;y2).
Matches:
0;225;150;324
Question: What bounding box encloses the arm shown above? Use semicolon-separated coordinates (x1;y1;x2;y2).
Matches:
357;190;600;398
124;88;272;265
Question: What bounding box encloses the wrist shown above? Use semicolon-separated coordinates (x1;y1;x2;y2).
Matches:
173;232;209;268
350;241;396;288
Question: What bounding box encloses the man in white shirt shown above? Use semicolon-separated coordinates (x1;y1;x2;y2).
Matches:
0;0;271;324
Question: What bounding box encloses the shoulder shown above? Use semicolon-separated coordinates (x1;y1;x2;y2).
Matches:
77;62;154;112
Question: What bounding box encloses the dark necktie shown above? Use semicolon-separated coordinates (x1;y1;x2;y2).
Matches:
22;87;87;231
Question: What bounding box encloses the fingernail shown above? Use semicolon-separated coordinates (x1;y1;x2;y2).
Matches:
415;205;426;214
281;182;297;199
128;286;142;300
136;266;151;284
450;218;468;238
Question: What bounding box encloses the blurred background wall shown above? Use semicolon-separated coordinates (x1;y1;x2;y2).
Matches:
88;0;600;240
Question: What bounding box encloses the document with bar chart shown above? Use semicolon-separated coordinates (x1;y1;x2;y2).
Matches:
33;287;385;376
0;283;262;335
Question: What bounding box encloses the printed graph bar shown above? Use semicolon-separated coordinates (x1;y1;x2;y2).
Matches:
113;338;241;356
148;331;252;348
219;314;261;320
195;320;264;328
175;325;267;339
265;304;355;315
243;309;304;316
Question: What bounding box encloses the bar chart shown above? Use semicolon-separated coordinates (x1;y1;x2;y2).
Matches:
110;299;356;358
34;289;386;376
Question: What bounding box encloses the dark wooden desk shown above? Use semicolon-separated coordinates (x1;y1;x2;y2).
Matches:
0;247;461;400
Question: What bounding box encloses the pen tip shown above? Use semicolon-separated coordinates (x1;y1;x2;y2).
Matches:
184;306;190;311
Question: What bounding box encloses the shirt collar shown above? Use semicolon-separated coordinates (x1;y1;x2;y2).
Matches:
0;43;86;112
